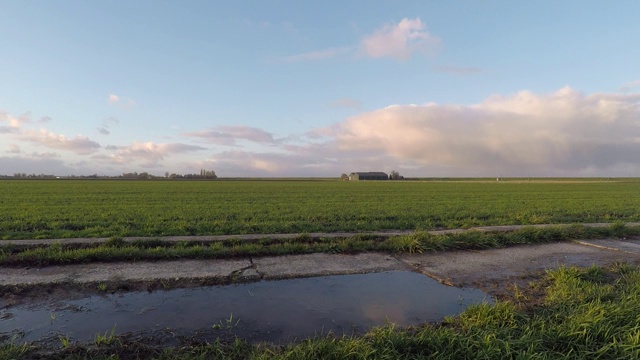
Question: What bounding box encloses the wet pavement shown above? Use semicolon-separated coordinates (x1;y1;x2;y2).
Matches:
0;271;490;344
2;238;639;289
2;233;640;345
0;253;406;287
400;241;640;289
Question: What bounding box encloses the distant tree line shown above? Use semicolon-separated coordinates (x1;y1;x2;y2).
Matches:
120;172;155;179
13;173;56;179
121;169;218;180
165;169;217;179
3;169;218;180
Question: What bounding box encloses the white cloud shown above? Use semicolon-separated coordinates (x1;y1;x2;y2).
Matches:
99;141;207;167
25;151;61;159
277;17;439;63
360;18;439;60
203;150;331;176
183;125;275;146
304;125;339;140
6;144;21;154
0;111;31;132
0;111;53;134
108;94;135;108
620;80;640;92
201;87;640;177
19;129;101;155
332;87;640;175
5;87;640;178
201;144;407;178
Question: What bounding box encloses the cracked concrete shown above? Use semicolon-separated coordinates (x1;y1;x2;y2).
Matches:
0;253;407;288
0;259;253;286
253;253;407;279
399;240;640;288
2;236;640;305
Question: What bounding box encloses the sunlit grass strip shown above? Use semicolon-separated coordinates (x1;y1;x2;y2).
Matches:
1;224;638;266
3;264;639;359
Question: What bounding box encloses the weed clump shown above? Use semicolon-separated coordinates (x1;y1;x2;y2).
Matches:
104;236;126;247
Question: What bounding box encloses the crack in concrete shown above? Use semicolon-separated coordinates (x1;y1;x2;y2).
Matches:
226;258;264;283
390;253;456;286
249;257;265;280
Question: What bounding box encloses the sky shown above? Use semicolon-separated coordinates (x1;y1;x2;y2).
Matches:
1;1;640;177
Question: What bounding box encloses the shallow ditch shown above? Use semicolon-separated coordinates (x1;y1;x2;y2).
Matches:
1;270;491;345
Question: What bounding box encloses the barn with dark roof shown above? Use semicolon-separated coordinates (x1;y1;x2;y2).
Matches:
348;172;389;181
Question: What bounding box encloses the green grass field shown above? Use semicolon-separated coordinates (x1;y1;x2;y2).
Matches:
1;179;640;240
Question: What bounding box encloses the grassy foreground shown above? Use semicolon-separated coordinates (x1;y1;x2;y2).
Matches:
2;179;640;240
3;263;639;359
2;224;639;266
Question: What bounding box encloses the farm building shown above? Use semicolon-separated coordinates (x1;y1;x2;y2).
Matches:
349;172;389;181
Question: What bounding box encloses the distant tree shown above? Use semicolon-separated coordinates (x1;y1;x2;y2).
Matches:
389;170;404;180
201;169;217;179
167;170;217;179
121;172;138;178
340;173;349;181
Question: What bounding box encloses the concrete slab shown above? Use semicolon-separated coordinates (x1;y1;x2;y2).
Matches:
573;239;640;255
397;242;640;287
0;259;252;286
253;253;408;279
0;253;407;288
3;239;640;296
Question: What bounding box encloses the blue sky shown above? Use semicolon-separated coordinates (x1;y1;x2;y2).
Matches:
1;1;640;177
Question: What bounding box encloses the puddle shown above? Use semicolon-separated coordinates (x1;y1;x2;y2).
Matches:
0;271;491;344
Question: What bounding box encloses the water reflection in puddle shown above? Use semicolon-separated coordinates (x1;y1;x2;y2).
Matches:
0;271;491;344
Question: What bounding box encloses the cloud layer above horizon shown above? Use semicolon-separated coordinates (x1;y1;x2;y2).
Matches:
330;87;640;176
3;3;640;178
3;87;640;177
